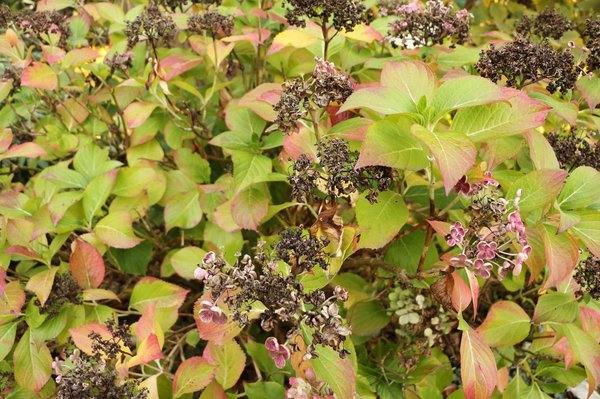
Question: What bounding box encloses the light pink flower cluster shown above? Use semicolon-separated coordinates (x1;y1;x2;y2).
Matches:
454;171;499;196
265;337;291;369
285;375;334;399
193;251;216;281
447;181;532;280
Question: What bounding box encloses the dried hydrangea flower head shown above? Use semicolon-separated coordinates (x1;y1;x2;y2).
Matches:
125;3;176;48
0;5;13;30
387;0;472;49
582;18;600;72
15;9;71;47
475;37;578;95
516;8;573;40
195;245;351;359
446;174;530;279
273;78;312;133
312;57;354;107
42;272;83;317
156;0;222;11
104;52;133;74
187;10;234;37
574;254;600;299
545;131;600;171
283;0;367;32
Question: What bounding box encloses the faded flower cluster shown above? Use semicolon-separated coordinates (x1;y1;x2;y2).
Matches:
125;3;176;48
188;10;234;37
545;131;600;171
290;138;392;203
274;58;354;133
475;37;578;95
283;0;366;32
53;320;146;399
387;0;472;49
516;8;572;40
575;254;600;299
447;174;531;280
193;238;351;368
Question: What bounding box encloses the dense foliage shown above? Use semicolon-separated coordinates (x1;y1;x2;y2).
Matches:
0;0;599;398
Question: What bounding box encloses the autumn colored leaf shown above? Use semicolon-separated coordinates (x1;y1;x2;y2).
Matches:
478;301;531;347
69;238;106;289
21;62;58;90
13;329;52;393
204;340;246;389
25;267;58;307
172;356;216;398
128;334;164;369
451;271;472;313
539;225;579;291
380;60;436;106
124;101;158;129
461;327;498;399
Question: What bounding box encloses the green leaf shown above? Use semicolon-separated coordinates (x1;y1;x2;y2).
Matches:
348;300;390;336
452;89;549;142
477;301;531;347
204;341;246;389
44;167;88;189
244;381;286;399
225;102;267;133
174;148;211;183
533;291;577;323
380;60;436;106
0;322;17;361
13;329;52;393
433;76;504;114
558;166;600;210
385;229;438;274
311;345;356;399
576;74;600;110
73;143;121;181
232;151;272;193
82;170;117;225
507;170;568;215
130;277;188;312
529;92;577;125
571;210;600;258
355;119;429;170
124;101;158;129
95;211;143;249
339;87;415;115
109;240;153;275
172;356;216;398
520;383;552;399
356;191;408;249
171;246;206;279
411;125;476;194
164;190;203;232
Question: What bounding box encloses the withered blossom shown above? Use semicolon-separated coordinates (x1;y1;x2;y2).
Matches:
283;0;366;32
516;8;572;40
575;254;600;299
545;131;600;171
125;3;176;48
187;10;234;37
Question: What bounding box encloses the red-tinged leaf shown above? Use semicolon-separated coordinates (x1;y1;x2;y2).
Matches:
0;142;47;160
25;266;58;306
461;327;498;399
554;323;600;398
135;302;164;346
194;295;242;344
478;301;531;347
433;75;505;113
266;29;318;56
380;60;436;106
172;357;216;398
21;62;57;90
238;83;280;121
161;54;202;81
130;277;189;313
41;45;65;64
95;211;144;249
199;381;228;399
203;341;246;389
62;48;100;68
0;129;12;152
427;220;451;237
13;329;52;393
524;226;546;284
465;269;480;320
128;334;163;369
576;74;600;110
4;245;43;262
453;87;550;142
452;272;471;312
222;29;271;46
539;225;579;291
82;288;120;302
554;336;575;369
343;24;382;43
571;211;600;258
0;268;5;298
411;125;476;195
231;185;269;231
0;322;17;362
282;126;317;161
580;306;600;343
0;281;25;320
124;101;158;129
497;367;509;393
524;131;559;170
69;238;105;289
70;323;115;355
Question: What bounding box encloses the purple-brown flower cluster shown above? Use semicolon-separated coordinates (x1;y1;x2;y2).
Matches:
387;0;472;49
475;37;578;94
582;18;600;72
187;10;234;37
447;175;530;280
290;138;392;203
283;0;366;32
125;3;176;48
545;131;600;171
574;254;600;299
274;58;354;133
516;8;572;40
193;239;351;367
